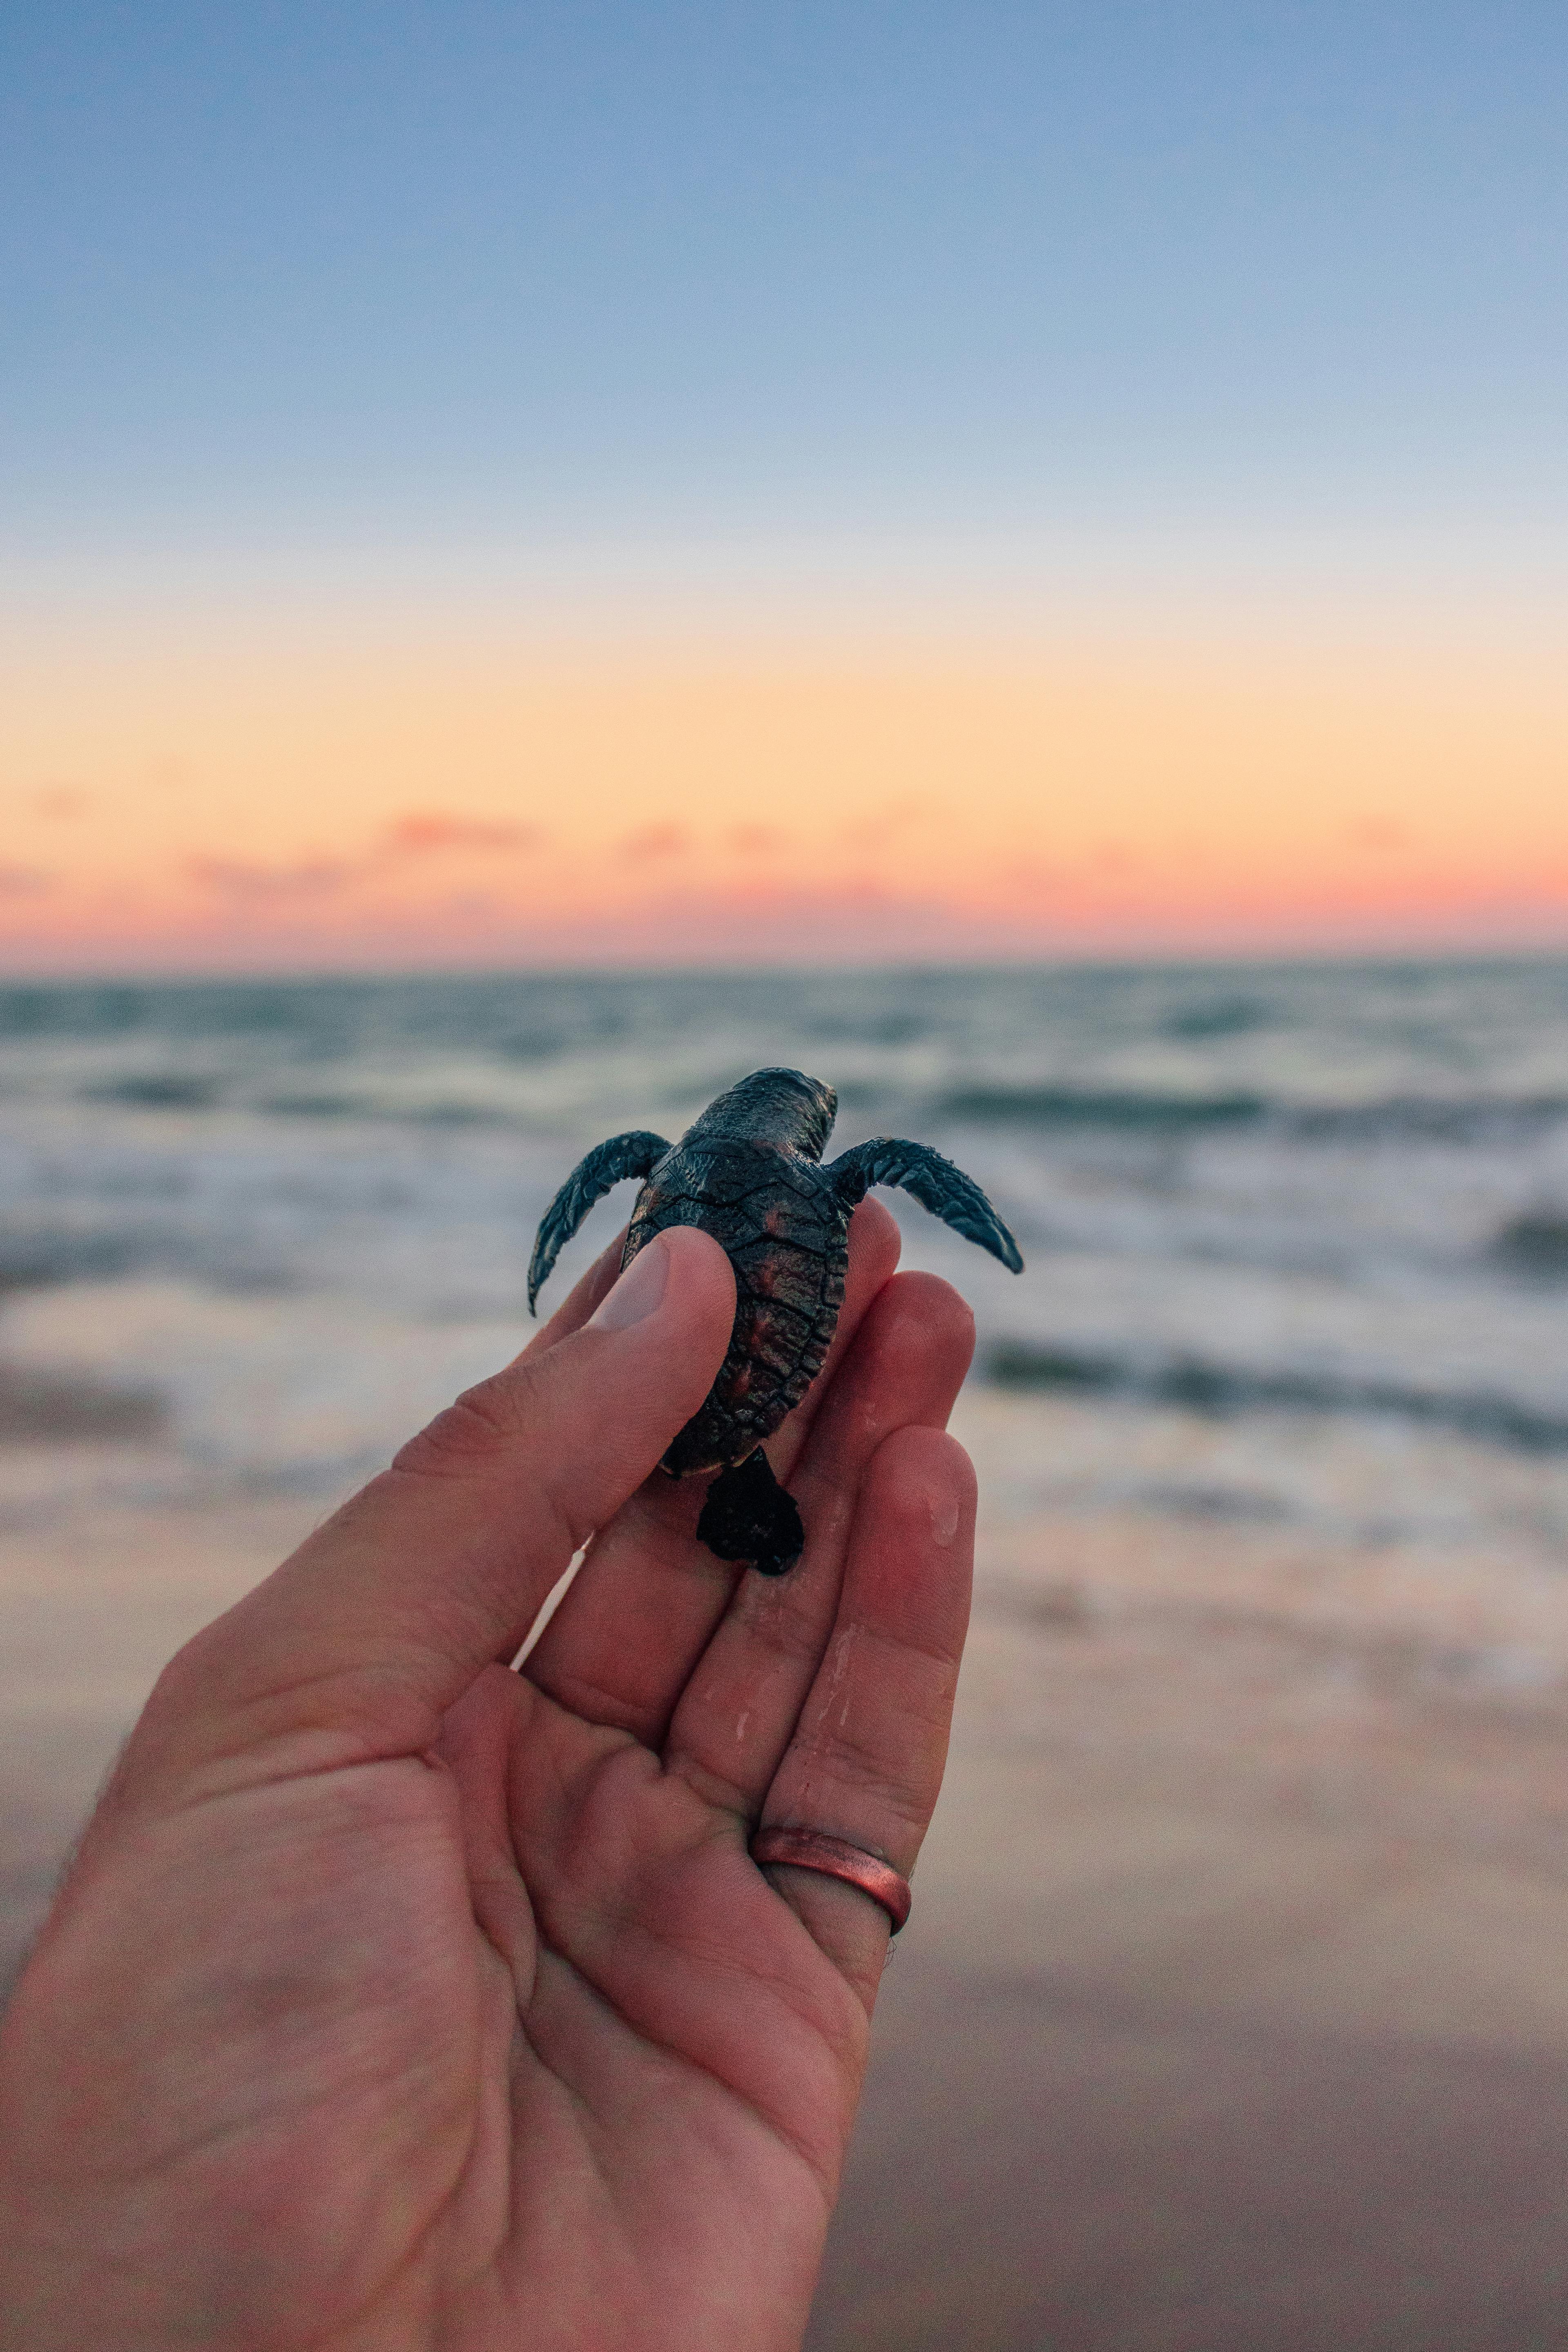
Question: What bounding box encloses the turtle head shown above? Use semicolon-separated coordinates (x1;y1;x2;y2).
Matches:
686;1067;838;1160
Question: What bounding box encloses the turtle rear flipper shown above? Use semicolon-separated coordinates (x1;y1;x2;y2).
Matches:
527;1130;671;1312
826;1138;1024;1273
697;1448;805;1576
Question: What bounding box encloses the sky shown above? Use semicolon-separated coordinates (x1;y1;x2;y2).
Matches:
2;2;1566;968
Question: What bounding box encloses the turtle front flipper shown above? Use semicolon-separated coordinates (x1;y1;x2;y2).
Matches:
826;1138;1024;1273
527;1130;671;1312
696;1448;805;1575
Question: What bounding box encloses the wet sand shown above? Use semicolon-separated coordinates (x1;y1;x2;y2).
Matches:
808;1394;1568;2350
6;1392;1568;2345
0;1449;313;1998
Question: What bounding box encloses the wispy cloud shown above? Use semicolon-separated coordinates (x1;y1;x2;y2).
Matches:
726;823;785;857
11;616;1567;974
840;795;928;852
33;786;89;819
382;812;542;855
617;823;689;864
188;856;358;902
181;812;541;908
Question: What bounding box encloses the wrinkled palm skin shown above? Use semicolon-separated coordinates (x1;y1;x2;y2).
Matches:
0;1207;977;2352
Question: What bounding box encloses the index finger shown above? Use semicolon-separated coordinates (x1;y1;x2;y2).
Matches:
125;1227;736;1792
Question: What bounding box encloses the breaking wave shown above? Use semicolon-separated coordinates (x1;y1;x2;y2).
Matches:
935;1085;1568;1143
988;1339;1568;1457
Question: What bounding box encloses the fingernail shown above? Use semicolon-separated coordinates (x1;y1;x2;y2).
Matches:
589;1235;670;1331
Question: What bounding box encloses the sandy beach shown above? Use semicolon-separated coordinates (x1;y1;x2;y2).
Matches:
810;1392;1568;2350
6;1381;1568;2348
11;0;1568;2311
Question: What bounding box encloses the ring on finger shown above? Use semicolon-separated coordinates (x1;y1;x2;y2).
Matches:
750;1824;912;1934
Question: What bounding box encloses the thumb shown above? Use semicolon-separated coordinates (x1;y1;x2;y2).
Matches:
134;1226;736;1782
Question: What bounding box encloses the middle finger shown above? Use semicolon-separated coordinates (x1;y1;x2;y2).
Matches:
522;1198;904;1737
662;1267;975;1816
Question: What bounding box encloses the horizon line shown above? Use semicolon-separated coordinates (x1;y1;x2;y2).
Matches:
5;944;1568;989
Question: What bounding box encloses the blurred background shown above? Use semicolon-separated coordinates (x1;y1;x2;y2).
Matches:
4;7;1568;2345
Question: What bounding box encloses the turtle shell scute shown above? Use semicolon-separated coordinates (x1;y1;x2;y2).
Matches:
626;1138;853;1475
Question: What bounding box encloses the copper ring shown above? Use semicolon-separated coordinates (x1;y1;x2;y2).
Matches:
750;1825;912;1934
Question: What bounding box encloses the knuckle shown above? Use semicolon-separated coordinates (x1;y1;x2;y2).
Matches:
883;1272;975;1359
743;1590;834;1674
534;1454;598;1558
392;1358;551;1480
388;1348;600;1556
796;1714;936;1821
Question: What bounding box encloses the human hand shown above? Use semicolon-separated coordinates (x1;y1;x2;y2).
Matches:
0;1203;976;2352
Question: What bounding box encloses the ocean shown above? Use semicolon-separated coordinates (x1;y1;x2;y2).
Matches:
3;962;1568;2316
2;959;1567;1553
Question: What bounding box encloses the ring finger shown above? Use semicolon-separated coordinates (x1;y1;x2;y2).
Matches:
752;1424;975;2007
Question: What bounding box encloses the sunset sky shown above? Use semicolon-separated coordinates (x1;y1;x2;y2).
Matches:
3;3;1566;968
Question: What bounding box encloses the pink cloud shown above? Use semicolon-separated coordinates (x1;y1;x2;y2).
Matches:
0;864;54;896
383;812;542;855
188;856;358;902
33;786;89;819
9;862;1568;976
839;796;928;852
617;823;690;865
726;823;784;856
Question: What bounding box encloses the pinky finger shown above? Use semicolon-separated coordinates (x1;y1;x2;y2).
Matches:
753;1425;976;2009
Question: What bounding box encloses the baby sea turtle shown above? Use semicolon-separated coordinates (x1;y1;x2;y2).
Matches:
529;1067;1023;1575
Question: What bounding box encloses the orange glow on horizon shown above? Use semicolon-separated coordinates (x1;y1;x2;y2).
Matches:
2;616;1566;968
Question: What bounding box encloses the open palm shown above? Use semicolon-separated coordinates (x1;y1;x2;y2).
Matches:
0;1204;976;2352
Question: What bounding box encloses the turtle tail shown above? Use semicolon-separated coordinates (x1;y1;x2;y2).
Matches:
696;1449;805;1576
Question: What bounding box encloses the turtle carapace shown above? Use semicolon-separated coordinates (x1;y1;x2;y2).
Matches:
528;1068;1023;1575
